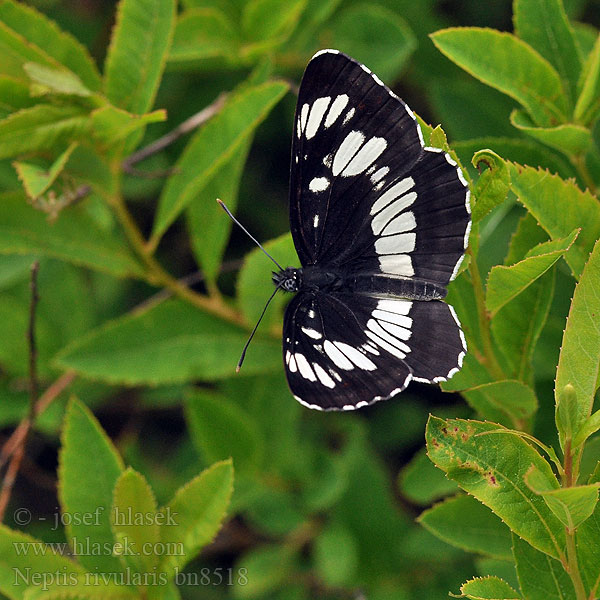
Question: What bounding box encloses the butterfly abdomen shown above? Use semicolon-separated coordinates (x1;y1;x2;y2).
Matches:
347;273;447;300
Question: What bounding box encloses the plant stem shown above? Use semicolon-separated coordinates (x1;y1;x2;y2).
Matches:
563;440;588;599
108;182;245;326
468;250;505;380
566;527;587;600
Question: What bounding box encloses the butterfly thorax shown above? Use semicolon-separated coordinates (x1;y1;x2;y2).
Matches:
273;266;343;293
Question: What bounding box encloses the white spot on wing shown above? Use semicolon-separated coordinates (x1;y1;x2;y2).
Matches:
378;255;414;276
300;103;309;133
365;330;406;359
295;353;316;381
342;107;355;125
377;299;412;315
378;320;411;341
381;211;416;236
323;340;354;370
370;166;389;183
301;327;322;339
288;354;297;373
341;137;387;177
375;232;416;254
313;362;335;388
313;214;319;228
367;319;411;355
332;130;365;176
372;309;412;330
312;48;339;59
371;177;414;214
309;177;330;192
305;96;331;140
371;191;416;234
333;341;376;370
325;94;349;128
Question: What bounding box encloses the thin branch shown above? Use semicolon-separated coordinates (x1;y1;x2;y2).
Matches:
27;262;40;414
122;92;228;173
0;262;42;521
0;371;77;472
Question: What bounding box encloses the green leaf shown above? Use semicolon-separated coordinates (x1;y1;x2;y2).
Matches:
491;214;555;382
241;0;306;57
463;380;538;424
525;465;599;530
91;105;166;146
0;0;101;90
186;136;251;287
0;104;88;160
104;0;176;114
513;0;582;104
0;525;85;600
245;487;304;536
431;27;568;127
237;232;298;329
419;494;513;559
169;8;238;63
233;545;295;599
441;351;494;392
453;137;577;180
327;4;417;82
111;468;160;573
446;271;484;355
23;62;92;97
509;163;600;278
575;34;600;124
151;81;288;245
185;389;264;474
313;522;358;587
504;212;549;266
512;533;575;600
576;502;600;593
555;238;600;447
471;149;511;223
486;230;578;315
426;416;565;558
0;192;145;279
0;75;36;114
55;299;281;384
574;407;600;448
510;108;591;155
399;448;459;505
58;397;125;573
13;142;78;199
459;575;520;599
158;459;234;576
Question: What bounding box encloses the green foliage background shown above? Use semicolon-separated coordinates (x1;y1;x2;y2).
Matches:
1;0;600;599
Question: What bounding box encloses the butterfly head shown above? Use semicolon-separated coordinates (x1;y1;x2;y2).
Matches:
273;267;301;292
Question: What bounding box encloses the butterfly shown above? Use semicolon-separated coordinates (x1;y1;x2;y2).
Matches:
259;49;470;411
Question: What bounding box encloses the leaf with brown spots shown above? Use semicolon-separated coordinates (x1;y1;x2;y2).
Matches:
426;416;566;560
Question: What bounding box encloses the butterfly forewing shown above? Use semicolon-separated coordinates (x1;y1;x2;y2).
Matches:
290;50;471;286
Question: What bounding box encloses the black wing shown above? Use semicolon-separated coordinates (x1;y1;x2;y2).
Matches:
289;49;470;286
283;291;466;410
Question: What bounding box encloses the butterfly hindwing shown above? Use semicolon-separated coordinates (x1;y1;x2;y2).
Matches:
283;291;466;410
289;50;470;286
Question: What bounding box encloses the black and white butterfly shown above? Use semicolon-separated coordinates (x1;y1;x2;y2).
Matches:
263;50;470;411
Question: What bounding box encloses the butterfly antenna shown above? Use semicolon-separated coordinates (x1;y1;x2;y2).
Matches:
236;285;281;372
217;198;284;271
